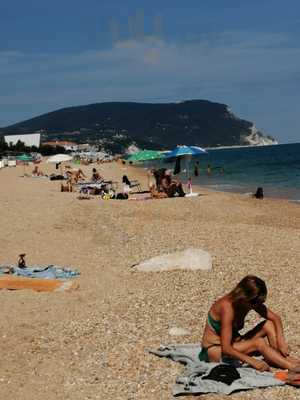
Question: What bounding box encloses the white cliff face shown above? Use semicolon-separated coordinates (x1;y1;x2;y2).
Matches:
242;125;278;146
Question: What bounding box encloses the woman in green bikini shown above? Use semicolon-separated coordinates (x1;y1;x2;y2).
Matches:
200;275;300;371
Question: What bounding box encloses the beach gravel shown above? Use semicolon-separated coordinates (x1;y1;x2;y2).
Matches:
0;161;300;399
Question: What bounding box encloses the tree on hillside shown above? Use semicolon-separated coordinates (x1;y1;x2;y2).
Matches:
12;140;26;152
39;145;66;155
0;137;8;152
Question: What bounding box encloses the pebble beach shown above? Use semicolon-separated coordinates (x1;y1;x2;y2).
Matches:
1;160;300;400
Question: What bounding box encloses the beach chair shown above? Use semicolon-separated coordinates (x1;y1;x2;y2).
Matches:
129;179;142;192
122;175;142;192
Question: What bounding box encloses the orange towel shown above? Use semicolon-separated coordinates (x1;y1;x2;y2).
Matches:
274;371;288;381
274;370;300;386
0;275;79;292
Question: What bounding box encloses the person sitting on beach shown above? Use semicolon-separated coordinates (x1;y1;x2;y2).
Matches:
147;168;157;190
91;168;103;182
152;168;166;190
32;165;44;176
160;170;185;197
149;183;168;199
200;275;300;372
18;253;26;269
75;169;86;182
61;179;73;192
122;175;131;186
122;175;132;195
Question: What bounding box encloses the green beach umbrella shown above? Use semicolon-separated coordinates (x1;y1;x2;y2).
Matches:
16;154;33;161
127;150;165;162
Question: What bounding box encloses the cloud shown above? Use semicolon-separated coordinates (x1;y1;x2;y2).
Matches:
1;30;300;141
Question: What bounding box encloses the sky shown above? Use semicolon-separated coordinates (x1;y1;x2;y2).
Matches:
1;0;300;143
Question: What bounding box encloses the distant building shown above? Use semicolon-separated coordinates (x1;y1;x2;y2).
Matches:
42;141;78;151
4;133;41;147
77;143;92;151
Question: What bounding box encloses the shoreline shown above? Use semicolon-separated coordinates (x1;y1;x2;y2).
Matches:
127;162;300;203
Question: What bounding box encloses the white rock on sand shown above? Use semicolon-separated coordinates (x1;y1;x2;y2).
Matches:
133;248;212;272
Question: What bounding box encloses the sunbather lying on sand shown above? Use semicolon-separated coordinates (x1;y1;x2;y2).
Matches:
200;275;300;372
65;169;86;183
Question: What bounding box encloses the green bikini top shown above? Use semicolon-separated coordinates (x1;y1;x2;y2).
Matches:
207;312;221;335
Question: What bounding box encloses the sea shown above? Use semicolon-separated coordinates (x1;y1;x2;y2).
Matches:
150;143;300;201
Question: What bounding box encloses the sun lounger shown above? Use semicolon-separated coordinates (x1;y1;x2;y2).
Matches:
77;181;118;196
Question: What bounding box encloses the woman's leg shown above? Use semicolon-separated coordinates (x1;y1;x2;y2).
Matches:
233;337;299;369
207;325;300;369
207;345;222;362
242;320;300;365
242;320;277;348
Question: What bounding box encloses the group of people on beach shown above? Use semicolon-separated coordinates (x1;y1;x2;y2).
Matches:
60;167;104;192
148;168;186;198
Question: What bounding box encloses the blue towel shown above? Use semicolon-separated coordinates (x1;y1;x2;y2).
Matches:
0;265;80;279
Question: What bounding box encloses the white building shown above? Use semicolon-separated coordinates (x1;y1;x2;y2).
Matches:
4;133;41;147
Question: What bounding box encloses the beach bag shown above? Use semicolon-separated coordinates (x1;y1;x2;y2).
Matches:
116;193;128;200
50;174;65;181
254;187;264;199
202;364;241;385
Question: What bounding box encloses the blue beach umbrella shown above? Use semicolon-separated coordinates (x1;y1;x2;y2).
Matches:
165;145;207;177
165;145;207;158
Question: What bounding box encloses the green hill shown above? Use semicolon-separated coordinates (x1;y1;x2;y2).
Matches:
0;100;277;153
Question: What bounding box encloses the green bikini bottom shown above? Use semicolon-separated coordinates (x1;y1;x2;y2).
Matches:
199;345;242;368
199;344;221;362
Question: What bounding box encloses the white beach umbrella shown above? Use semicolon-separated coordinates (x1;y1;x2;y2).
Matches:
46;154;73;164
47;154;73;175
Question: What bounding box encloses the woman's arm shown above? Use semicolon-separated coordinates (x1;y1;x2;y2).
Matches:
255;304;289;356
160;178;169;190
220;301;269;370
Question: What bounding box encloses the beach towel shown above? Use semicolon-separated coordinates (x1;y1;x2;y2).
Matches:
149;343;284;396
0;275;79;292
128;193;152;201
0;265;80;279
